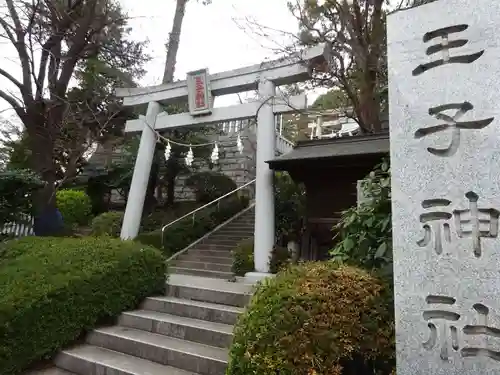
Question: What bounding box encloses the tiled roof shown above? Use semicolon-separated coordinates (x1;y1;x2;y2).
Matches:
266;132;389;168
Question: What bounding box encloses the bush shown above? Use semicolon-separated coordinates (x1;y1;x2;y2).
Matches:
275;172;305;244
330;159;392;275
227;263;395;375
85;175;112;215
137;196;247;256
186;172;237;203
90;211;124;237
231;238;254;276
270;245;290;273
231;239;290;276
141;201;202;233
0;169;43;226
56;189;92;227
0;236;165;375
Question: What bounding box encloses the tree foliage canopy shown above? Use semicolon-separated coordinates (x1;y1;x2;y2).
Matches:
0;169;44;226
0;0;148;214
288;0;436;132
289;0;387;133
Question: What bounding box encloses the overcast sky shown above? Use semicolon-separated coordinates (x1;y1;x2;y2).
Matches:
0;0;326;120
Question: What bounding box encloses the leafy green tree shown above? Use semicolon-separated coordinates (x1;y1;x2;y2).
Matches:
0;121;29;170
0;169;44;226
275;172;305;244
330;159;392;276
312;89;350;111
0;0;148;217
289;0;387;133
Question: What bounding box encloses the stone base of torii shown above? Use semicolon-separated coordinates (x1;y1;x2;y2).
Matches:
114;43;330;280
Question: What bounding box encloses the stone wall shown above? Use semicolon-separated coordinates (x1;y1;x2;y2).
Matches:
174;120;257;202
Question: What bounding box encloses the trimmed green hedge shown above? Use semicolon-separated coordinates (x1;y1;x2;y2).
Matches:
227;263;395;375
137;196;248;256
91;211;124;237
0;236;166;375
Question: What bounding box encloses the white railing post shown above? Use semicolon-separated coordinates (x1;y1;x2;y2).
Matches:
316;115;323;138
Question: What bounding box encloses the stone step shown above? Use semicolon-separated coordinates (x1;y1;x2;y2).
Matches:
179;254;232;265
208;234;252;241
25;368;77;375
199;239;241;246
55;345;197;375
185;249;232;258
87;326;227;375
167;274;252;308
173;260;232;273
141;296;243;325
190;243;237;251
171;267;233;280
213;230;253;236
220;227;253;233
119;310;233;348
224;221;254;226
226;217;254;221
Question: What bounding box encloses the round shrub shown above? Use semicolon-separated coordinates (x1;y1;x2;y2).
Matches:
232;239;290;276
91;211;124;237
186;172;237;203
227;263;395;375
56;189;92;227
231;238;254;276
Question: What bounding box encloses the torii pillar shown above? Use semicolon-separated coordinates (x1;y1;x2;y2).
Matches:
251;79;276;276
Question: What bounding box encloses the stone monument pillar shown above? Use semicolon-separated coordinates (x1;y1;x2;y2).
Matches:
388;1;500;373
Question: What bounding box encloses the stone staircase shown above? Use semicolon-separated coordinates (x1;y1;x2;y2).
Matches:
33;274;253;375
170;206;255;280
30;206;256;375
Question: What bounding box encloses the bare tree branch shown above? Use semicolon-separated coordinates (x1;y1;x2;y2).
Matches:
0;17;16;44
35;0;86;98
0;88;24;118
5;0;34;101
0;67;23;89
0;0;149;214
56;0;99;97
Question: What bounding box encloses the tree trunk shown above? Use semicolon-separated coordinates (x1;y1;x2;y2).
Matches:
358;68;381;133
143;145;160;212
143;0;189;211
162;0;189;84
164;154;181;207
25;109;62;235
142;0;189;209
155;184;164;204
166;172;176;207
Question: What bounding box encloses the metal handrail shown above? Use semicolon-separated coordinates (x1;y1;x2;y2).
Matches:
161;178;256;246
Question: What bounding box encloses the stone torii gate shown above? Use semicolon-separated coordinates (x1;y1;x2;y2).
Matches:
115;43;330;279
